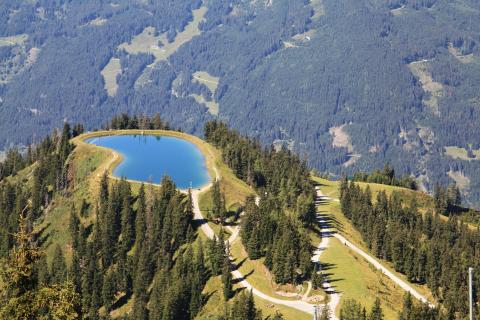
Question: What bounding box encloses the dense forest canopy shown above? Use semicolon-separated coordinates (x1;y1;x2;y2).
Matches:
0;0;479;207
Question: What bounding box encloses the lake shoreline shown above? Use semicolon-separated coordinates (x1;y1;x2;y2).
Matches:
73;129;218;191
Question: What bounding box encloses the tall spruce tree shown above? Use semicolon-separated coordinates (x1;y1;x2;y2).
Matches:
222;254;233;301
102;271;116;313
50;244;67;285
369;298;384;320
212;180;227;224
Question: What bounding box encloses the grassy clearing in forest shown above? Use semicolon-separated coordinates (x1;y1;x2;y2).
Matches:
445;146;480;161
190;93;219;116
190;71;220;115
193;71;219;94
101;58;121;96
0;34;28;47
119;7;206;63
118;6;206;87
408;61;442;115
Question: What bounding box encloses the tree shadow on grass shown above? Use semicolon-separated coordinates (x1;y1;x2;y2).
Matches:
232;269;254;284
111;291;132;311
35;222;51;248
192;218;208;230
202;290;217;307
233;286;247;296
316;212;344;233
231;257;247;270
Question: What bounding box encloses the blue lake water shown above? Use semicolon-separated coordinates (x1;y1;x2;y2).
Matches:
86;135;210;189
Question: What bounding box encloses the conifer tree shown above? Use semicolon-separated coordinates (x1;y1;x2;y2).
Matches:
69;204;80;249
195;238;207;283
189;270;203;318
36;254;50;286
58;122;73;163
148;266;170;320
89;260;103;318
134;184;147;266
99;171;109;216
312;265;323;290
209;236;221;276
70;251;82;294
132;238;151;320
222;254;233;301
228;290;262;320
50;244;67;284
102;271;116;312
212;180;227;224
446;183;461;207
79;199;89;217
369;298;384;320
434;183;448;214
339;299;366;320
247;226;261;259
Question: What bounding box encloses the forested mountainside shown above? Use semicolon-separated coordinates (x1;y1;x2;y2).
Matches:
0;0;479;206
0;116;478;319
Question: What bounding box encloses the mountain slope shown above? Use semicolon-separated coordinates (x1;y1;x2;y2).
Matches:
0;0;479;206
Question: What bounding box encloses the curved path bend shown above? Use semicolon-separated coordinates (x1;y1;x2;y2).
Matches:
191;190;317;316
315;188;434;307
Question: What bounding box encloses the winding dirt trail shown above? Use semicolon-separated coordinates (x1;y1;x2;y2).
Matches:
191;190;316;315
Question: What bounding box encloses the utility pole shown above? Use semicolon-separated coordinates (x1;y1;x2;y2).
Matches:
469;267;474;320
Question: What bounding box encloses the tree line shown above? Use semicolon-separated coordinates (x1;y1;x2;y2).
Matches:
106;113;171;131
67;175;207;319
241;196;313;284
0;122;83;318
338;294;444;320
352;165;417;190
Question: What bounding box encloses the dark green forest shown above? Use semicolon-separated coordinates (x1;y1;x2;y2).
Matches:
0;0;479;207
